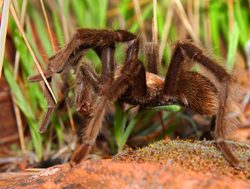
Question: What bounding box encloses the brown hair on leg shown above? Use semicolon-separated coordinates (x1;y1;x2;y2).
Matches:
70;97;108;165
38;80;56;133
145;42;160;74
215;79;243;169
163;41;241;168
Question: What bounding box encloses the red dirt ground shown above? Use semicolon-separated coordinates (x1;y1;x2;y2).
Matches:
1;139;250;189
1;160;249;189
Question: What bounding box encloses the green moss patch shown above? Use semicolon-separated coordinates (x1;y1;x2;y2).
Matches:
114;139;250;180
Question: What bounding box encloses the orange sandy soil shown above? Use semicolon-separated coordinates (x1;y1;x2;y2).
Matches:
1;139;250;189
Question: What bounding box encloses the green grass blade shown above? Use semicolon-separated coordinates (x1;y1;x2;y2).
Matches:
209;2;221;55
98;0;108;28
0;0;11;78
30;9;53;56
71;0;86;27
130;4;153;33
114;103;124;146
119;116;138;152
3;62;43;159
52;12;64;47
234;1;249;49
148;105;181;112
226;22;239;71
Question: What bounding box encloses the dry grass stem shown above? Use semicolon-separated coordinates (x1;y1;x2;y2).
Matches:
13;0;27;79
203;0;212;49
152;0;158;43
187;0;193;23
11;94;26;151
66;101;76;133
227;0;234;31
0;0;11;78
40;0;56;52
0;0;3;9
12;0;28;152
173;0;199;44
194;0;200;38
10;3;57;104
58;0;69;42
159;4;173;62
132;0;147;43
108;0;151;17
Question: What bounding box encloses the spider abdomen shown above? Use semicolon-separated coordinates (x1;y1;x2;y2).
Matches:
177;71;219;115
119;72;165;106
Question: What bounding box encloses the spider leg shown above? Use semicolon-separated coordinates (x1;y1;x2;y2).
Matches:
107;37;147;100
163;41;241;168
70;46;116;165
38;79;56;133
96;47;115;83
29;29;137;81
29;29;138;86
145;42;167;133
73;46;116;114
164;41;229;94
29;30;132;133
29;29;145;164
29;53;86;133
145;42;160;74
70;96;107;166
74;63;100;114
70;34;148;165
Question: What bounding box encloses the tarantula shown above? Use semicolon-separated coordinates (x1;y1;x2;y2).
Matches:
28;29;242;168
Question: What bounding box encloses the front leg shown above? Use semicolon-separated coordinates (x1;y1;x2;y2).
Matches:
70;96;107;166
37;79;56;133
28;29;137;82
107;37;147;101
71;46;116;165
71;37;148;165
74;63;100;113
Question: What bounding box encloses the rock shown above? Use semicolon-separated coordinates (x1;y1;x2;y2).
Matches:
1;139;250;189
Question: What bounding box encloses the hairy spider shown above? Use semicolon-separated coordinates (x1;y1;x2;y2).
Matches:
28;29;242;168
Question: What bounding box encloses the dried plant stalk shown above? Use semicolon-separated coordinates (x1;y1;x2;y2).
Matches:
10;4;57;104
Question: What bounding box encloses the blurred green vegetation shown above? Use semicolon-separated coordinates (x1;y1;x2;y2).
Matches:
1;0;250;161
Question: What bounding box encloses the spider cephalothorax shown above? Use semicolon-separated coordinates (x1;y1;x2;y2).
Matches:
29;29;242;168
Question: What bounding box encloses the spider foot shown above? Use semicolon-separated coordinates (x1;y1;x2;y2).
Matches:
75;101;90;114
39;107;55;133
162;95;180;105
28;70;54;82
216;138;245;170
69;143;92;166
